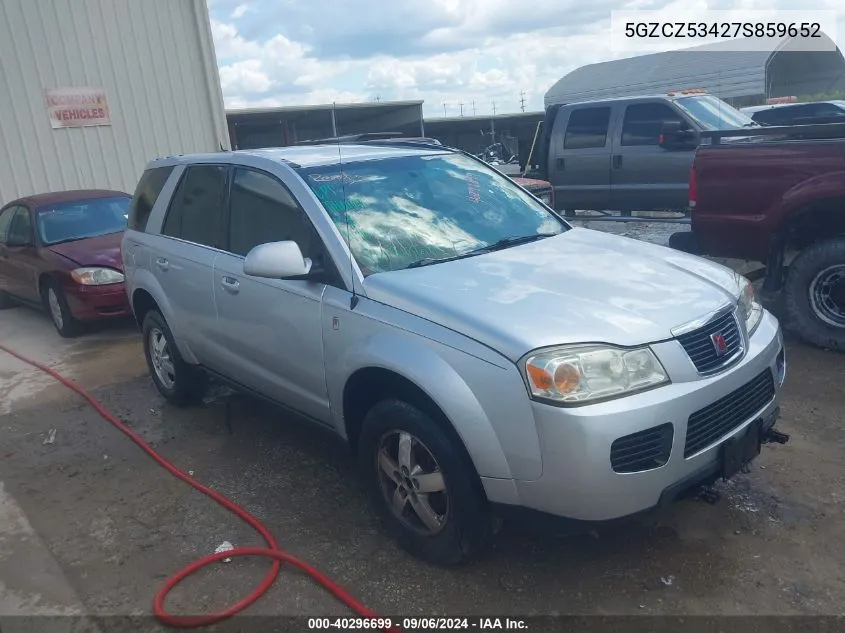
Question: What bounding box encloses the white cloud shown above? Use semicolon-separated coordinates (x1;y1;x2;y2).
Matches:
231;3;252;19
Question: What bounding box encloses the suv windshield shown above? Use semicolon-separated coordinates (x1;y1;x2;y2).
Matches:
37;196;130;245
298;152;565;275
674;95;758;130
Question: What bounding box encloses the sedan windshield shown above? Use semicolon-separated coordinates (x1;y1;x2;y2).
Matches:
37;197;130;245
298;153;565;274
674;95;758;130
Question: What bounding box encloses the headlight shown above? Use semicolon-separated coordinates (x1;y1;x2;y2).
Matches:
738;278;763;335
70;267;125;285
522;344;670;405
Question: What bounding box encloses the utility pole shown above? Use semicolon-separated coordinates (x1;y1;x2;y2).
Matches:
375;94;381;102
459;101;465;116
443;101;447;116
492;100;497;115
472;100;476;116
519;90;526;112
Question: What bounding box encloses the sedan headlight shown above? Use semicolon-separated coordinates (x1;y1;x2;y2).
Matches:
738;278;763;335
522;344;670;405
70;267;125;285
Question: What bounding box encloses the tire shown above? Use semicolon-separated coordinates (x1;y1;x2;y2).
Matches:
783;237;845;351
141;310;207;405
0;290;17;309
42;281;80;338
358;399;491;566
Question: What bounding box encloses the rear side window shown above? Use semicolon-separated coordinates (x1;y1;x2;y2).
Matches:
621;103;686;146
162;165;228;248
564;107;610;149
128;166;174;232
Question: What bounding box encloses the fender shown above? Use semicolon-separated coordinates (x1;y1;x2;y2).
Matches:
774;170;845;226
327;330;518;481
129;267;200;365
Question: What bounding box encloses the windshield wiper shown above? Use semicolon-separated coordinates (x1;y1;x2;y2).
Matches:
405;233;556;269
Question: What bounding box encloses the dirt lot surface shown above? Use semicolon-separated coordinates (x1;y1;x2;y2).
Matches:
1;222;843;632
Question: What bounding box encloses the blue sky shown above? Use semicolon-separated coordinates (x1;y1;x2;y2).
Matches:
207;0;844;117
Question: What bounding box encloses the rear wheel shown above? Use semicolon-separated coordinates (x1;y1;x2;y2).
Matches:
42;281;80;338
784;237;845;351
359;399;491;566
142;310;207;405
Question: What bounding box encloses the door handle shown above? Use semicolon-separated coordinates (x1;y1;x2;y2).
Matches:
556;158;565;170
612;155;623;169
155;257;170;271
221;276;240;293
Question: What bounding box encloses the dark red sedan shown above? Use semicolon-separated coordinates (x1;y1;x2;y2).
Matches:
0;189;132;337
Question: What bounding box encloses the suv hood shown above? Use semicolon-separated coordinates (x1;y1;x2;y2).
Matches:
45;232;124;270
363;228;745;361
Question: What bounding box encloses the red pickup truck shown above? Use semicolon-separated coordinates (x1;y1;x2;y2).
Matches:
667;123;845;351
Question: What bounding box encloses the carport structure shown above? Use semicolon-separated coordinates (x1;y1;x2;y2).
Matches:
424;111;545;170
545;33;845;109
227;100;425;149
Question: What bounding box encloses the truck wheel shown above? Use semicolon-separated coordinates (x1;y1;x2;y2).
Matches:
783;237;845;351
141;310;207;405
358;399;491;566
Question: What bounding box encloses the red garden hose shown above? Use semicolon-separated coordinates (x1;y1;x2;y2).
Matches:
0;342;399;631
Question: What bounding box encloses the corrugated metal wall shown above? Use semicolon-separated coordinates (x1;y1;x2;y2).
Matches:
0;0;229;204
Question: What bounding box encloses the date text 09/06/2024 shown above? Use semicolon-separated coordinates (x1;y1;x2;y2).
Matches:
307;617;528;630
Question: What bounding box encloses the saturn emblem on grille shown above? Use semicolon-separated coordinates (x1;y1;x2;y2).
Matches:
710;332;728;356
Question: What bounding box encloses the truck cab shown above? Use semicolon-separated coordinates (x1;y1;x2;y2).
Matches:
539;92;758;213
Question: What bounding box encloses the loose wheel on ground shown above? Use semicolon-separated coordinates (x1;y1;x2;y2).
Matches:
783;237;845;351
141;310;207;405
358;399;491;566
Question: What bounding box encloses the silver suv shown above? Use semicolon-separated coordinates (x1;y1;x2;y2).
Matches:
123;140;788;565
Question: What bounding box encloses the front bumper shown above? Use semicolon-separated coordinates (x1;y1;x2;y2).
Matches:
64;282;132;321
496;310;785;522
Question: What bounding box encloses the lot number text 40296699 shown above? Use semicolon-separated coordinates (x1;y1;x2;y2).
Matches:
307;617;528;630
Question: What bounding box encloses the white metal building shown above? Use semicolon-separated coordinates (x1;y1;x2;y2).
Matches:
0;0;230;204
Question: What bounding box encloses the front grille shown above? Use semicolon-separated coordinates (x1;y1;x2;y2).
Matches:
676;310;742;374
611;423;674;473
684;369;775;457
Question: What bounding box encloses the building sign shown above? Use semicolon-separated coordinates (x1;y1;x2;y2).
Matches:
45;87;111;129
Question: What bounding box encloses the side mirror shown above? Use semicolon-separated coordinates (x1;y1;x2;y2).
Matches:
659;121;698;150
243;241;312;280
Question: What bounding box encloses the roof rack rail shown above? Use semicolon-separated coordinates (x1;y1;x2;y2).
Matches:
296;132;446;151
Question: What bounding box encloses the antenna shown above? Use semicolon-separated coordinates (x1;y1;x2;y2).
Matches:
334;138;359;310
520;90;526;112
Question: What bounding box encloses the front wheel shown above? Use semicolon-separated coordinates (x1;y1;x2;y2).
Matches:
358;399;491;566
784;237;845;351
42;281;80;338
